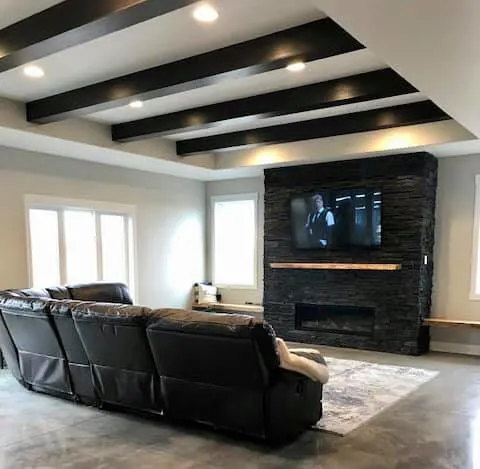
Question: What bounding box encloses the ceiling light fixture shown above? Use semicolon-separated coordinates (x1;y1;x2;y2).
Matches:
193;4;219;23
23;65;45;78
129;100;143;109
286;61;306;72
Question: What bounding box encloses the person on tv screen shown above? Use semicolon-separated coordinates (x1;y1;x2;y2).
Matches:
305;193;335;247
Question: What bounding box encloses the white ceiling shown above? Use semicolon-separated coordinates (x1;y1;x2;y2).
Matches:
313;0;480;139
0;0;322;100
0;0;477;181
0;0;63;30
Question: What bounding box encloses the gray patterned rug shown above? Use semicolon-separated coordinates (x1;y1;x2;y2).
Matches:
314;357;439;436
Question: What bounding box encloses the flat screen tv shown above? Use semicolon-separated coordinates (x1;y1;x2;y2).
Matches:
291;189;382;249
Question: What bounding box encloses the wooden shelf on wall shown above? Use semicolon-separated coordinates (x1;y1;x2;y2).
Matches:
193;302;264;314
424;318;480;329
269;262;402;271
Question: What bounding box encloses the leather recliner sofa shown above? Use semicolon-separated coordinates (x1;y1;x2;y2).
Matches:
0;282;323;442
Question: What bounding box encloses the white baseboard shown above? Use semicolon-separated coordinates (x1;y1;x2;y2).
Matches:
431;341;480;356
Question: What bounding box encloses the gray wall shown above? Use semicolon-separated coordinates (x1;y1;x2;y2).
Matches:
432;154;480;354
0;147;206;308
206;177;264;305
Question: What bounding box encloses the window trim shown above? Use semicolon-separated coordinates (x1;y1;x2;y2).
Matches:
470;175;480;300
24;194;138;296
211;193;258;289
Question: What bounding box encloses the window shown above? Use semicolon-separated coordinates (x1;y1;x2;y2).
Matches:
471;175;480;299
26;195;135;293
211;193;257;288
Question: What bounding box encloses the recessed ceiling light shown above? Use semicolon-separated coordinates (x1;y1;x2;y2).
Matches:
286;61;306;72
129;100;143;109
23;65;44;78
193;4;219;23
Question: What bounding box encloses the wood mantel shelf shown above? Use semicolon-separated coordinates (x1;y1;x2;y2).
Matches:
270;262;402;271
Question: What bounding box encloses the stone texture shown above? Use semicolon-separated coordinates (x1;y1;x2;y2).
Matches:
264;153;438;355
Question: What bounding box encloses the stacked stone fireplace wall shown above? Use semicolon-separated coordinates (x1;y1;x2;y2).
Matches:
264;153;437;355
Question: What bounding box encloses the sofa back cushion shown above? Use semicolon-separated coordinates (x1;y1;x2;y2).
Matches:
0;295;72;395
0;310;22;381
45;286;71;300
67;282;133;304
3;282;133;304
147;309;279;389
72;303;161;411
49;300;97;402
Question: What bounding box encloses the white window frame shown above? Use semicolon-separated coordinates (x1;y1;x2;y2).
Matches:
470;175;480;300
211;193;258;289
24;194;138;297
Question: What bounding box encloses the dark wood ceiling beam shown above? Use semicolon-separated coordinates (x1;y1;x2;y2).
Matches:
26;18;364;124
0;0;198;73
176;101;450;156
112;69;417;142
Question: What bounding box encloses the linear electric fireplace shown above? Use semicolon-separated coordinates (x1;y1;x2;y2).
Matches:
295;303;375;337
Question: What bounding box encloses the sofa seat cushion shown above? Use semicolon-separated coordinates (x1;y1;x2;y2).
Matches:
276;338;329;384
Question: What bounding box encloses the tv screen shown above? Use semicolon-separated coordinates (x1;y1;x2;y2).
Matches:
291;189;382;249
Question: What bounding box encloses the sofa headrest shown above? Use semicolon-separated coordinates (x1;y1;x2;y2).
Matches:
67;282;133;305
4;288;51;299
148;308;261;336
72;302;152;325
0;294;52;318
45;286;71;300
49;300;96;318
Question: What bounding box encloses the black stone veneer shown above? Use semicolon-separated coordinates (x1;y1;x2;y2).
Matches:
264;153;437;355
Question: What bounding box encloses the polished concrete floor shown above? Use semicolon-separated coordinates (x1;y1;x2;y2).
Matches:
0;346;479;469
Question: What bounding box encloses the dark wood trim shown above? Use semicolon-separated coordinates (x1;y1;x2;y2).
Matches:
0;0;197;73
112;69;417;142
27;18;364;123
176;101;450;156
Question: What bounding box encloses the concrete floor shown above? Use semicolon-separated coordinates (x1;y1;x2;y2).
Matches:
0;346;479;469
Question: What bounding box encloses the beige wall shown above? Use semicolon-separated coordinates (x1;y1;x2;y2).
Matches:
432;154;480;353
0;147;205;308
206;177;264;305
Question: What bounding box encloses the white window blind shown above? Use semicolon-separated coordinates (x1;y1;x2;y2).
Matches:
212;194;257;288
26;196;135;293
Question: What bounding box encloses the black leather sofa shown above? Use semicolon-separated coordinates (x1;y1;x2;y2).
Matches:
0;282;323;442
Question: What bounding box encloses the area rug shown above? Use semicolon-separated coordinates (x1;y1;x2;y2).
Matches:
313;357;439;436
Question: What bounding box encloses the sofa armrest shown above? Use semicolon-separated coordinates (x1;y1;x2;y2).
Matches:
264;368;323;443
274;368;311;382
